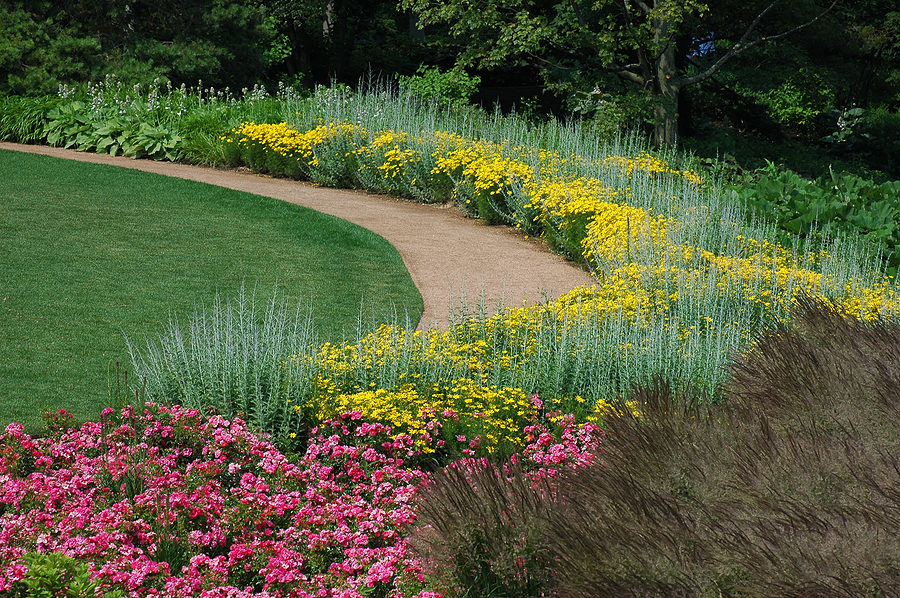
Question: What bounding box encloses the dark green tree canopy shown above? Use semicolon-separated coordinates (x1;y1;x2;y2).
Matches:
0;0;895;154
0;0;428;94
0;0;273;94
401;0;843;145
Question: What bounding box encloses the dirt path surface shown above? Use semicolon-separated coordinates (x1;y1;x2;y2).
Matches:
2;142;593;328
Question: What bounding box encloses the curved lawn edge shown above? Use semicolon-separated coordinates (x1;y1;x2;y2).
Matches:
0;149;423;429
0;142;594;328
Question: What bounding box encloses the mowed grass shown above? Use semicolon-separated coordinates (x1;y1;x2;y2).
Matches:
0;150;423;430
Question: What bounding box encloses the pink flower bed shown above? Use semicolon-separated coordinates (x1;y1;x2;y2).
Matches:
0;403;601;597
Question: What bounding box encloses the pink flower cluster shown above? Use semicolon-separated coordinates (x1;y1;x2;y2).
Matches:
0;406;436;598
519;413;604;478
0;401;601;597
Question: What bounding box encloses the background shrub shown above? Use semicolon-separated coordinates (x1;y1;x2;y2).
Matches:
397;64;481;108
730;163;900;274
761;68;835;133
823;105;900;178
0;95;61;142
568;86;658;141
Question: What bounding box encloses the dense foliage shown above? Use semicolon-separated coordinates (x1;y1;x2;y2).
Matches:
0;0;276;93
731;163;900;273
2;1;897;149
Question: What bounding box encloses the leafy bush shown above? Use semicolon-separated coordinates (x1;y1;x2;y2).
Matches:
397;64;481;108
761;68;834;133
569;86;657;140
42;100;183;160
8;552;124;598
730;163;900;273
2;77;297;165
0;95;61;142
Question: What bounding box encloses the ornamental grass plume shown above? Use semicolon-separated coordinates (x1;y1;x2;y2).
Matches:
409;459;558;598
540;297;900;598
407;416;602;597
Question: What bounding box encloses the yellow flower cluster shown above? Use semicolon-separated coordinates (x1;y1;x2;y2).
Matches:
528;177;620;221
228;120;701;253
306;378;536;452
227;121;357;167
422;132;702;260
577;198;898;322
290;316;642;444
604;152;703;187
353;130;420;179
313;323;525;389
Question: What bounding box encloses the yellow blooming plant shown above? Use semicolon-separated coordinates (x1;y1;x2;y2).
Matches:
230;115;899;422
224;121;361;185
603;153;703;187
224;119;703;242
223;119;899;330
302;378;537;454
310;323;533;393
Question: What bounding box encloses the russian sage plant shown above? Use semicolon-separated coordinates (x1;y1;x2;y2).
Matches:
126;285;318;441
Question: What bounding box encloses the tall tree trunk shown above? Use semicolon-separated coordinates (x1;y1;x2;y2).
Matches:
653;83;679;147
323;0;335;38
653;16;680;147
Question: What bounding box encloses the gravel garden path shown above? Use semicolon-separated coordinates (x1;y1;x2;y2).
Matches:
2;142;593;328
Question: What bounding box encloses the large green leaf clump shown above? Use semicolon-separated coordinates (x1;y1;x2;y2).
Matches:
44;101;182;161
731;163;900;273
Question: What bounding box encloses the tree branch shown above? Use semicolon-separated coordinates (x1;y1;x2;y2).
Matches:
619;70;647;85
526;51;579;72
754;0;838;44
526;50;643;86
678;0;779;85
606;64;646;86
680;0;838;87
633;0;653;15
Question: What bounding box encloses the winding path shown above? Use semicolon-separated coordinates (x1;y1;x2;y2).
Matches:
2;142;593;328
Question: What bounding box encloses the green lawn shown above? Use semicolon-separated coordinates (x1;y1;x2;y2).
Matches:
0;150;423;430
